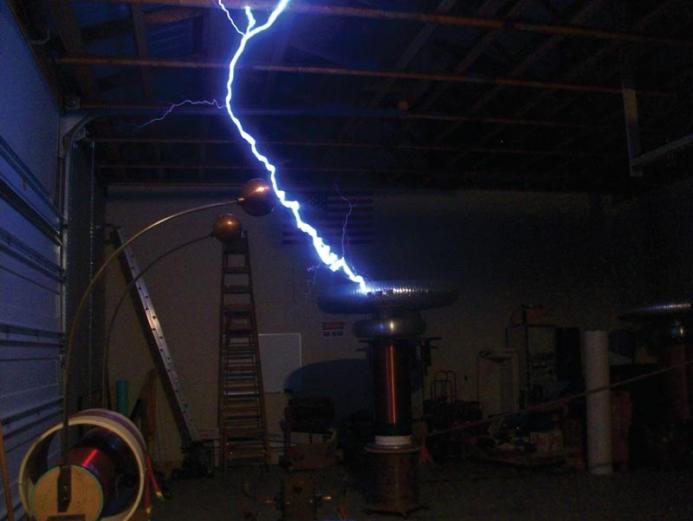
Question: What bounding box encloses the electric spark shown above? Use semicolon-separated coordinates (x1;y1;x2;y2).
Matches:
216;0;368;292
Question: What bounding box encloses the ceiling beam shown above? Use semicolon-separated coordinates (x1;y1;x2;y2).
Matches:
55;56;670;97
434;0;606;143
97;163;621;193
451;0;678;168
91;0;693;48
82;7;202;43
93;136;613;157
77;101;608;129
46;0;124;177
131;5;152;96
97;163;425;175
356;0;459;110
415;0;534;112
47;1;99;97
96;163;602;185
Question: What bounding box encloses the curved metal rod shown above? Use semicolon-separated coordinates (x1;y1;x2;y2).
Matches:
59;197;242;505
101;233;212;409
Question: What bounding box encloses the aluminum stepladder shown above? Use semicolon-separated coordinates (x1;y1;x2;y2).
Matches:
112;228;200;448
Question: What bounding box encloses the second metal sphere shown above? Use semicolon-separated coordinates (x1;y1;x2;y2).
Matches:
212;213;242;243
239;178;275;217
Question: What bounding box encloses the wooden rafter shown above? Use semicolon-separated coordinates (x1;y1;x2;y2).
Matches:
54;56;671;97
91;0;693;49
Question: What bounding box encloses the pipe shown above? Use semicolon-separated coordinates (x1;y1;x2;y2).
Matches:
582;330;612;475
58;115;97;377
55;56;670;97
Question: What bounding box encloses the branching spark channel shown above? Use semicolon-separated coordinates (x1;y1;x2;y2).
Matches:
138;99;224;129
217;0;368;291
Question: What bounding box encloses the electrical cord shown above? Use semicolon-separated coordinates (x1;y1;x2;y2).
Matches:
427;356;693;438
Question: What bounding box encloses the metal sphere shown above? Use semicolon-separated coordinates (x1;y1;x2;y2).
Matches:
212;213;242;243
239;178;275;217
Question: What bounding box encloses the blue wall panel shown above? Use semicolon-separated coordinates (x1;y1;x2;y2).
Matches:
0;2;62;519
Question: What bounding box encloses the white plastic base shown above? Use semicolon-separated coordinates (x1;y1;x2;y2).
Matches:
374;435;413;448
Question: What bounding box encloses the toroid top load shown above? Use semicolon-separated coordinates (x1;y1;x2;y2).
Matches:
621;302;693;345
319;280;458;314
319;280;457;516
620;301;693;423
320;280;457;341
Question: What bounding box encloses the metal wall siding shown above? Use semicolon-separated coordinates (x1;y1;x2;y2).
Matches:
0;3;59;197
0;2;64;519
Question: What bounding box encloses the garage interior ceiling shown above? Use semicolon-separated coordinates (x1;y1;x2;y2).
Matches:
9;0;693;191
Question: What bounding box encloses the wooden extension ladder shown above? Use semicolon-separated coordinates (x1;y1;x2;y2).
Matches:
218;232;270;469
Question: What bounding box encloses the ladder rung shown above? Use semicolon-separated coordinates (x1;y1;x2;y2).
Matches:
222;396;260;403
223;389;260;397
222;402;260;409
225;433;266;440
223;245;248;255
223;266;249;274
223;380;259;387
224;303;253;313
225;326;254;333
224;439;266;447
222;363;257;370
223;419;263;427
223;382;259;388
222;413;262;421
222;404;261;411
223;285;251;294
225;334;256;340
223;373;258;380
223;371;259;378
221;352;257;359
223;423;264;431
224;452;267;461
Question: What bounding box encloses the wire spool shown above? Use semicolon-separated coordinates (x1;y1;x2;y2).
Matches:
19;409;147;521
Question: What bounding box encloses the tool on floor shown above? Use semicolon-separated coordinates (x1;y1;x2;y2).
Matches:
216;227;270;469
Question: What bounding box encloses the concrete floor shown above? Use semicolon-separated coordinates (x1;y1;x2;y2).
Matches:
155;462;693;520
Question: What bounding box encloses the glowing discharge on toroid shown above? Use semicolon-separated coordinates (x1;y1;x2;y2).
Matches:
216;0;368;291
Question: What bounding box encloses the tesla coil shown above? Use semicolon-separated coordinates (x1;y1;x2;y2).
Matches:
320;281;457;515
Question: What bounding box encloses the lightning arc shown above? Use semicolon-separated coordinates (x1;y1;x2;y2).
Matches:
137;98;224;129
217;0;368;292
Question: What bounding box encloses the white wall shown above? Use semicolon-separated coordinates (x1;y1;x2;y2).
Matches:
105;185;652;463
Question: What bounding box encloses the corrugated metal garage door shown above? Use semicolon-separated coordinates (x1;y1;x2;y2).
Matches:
0;3;63;519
